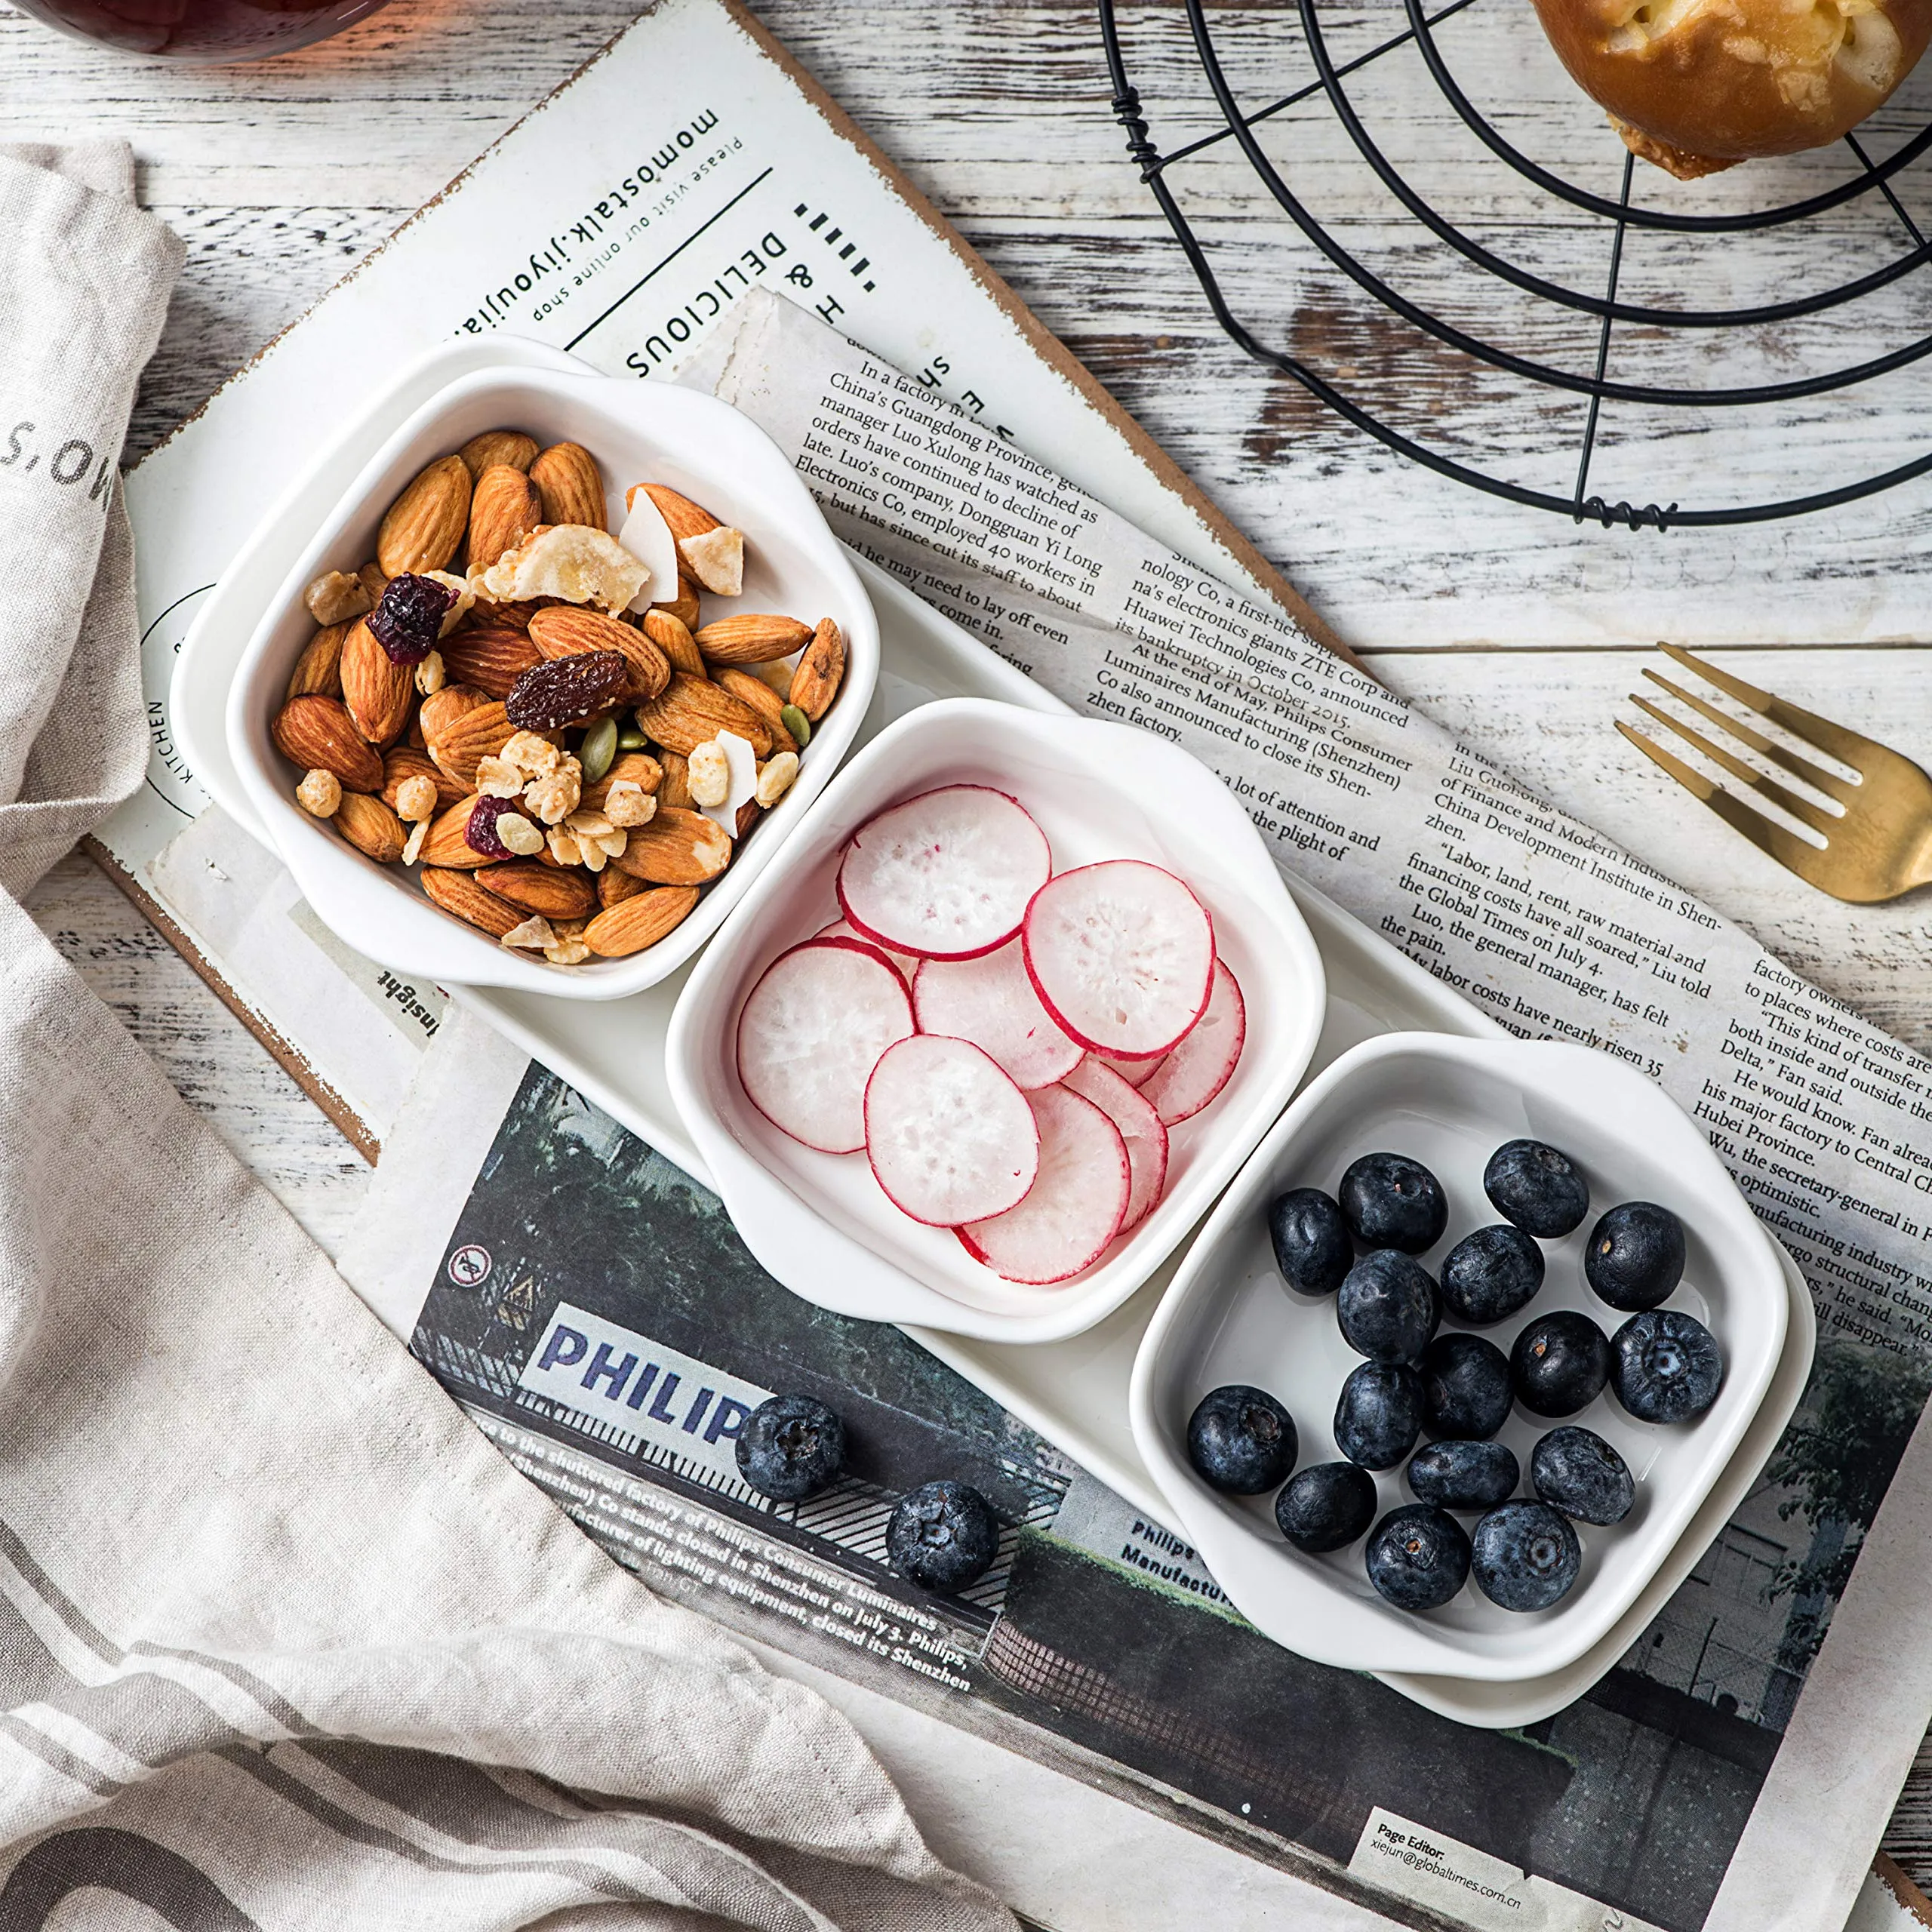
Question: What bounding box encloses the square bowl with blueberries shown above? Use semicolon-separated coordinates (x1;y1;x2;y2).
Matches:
1126;1029;1795;1685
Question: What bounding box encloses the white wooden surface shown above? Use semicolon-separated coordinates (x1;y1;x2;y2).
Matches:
4;0;1931;1903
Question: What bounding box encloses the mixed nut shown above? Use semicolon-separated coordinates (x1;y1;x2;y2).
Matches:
272;431;847;968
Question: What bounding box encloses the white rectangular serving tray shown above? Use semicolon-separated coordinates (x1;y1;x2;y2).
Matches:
173;444;1813;1727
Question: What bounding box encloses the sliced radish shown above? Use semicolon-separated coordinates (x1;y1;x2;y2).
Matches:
1062;1059;1168;1232
864;1035;1038;1225
1141;959;1246;1126
837;785;1050;961
911;941;1083;1090
737;939;914;1154
1022;860;1215;1060
957;1084;1130;1284
1091;1051;1162;1090
815;918;917;984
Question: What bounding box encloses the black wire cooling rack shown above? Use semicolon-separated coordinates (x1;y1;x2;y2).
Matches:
1100;0;1932;528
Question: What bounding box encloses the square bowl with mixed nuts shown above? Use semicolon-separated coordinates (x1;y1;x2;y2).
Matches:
227;366;878;998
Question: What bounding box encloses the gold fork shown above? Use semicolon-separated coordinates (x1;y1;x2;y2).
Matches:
1616;645;1932;904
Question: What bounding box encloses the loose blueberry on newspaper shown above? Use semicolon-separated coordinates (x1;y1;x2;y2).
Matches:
735;1393;846;1502
886;1480;999;1593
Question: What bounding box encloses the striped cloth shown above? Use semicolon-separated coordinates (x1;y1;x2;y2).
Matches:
0;140;1012;1932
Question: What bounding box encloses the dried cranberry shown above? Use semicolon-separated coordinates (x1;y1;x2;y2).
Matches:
463;795;518;860
368;573;456;663
506;651;629;730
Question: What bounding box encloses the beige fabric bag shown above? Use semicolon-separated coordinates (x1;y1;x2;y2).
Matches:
0;140;1013;1932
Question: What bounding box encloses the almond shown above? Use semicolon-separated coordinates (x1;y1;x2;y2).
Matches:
652;571;701;630
339;619;417;746
528;605;670;701
457;429;540;478
419;796;500;869
427;701;516;788
715;668;798;754
422;866;525;936
383;745;466;813
377;455;471;577
585;884;703;956
632;672;773;758
334;791;408;863
659;750;693;809
597;866;647;909
696;613;814;667
476;861;598;921
640;608;707;680
417;683;494;743
272;695;383;793
583;750;663;811
789;618;847;721
632;483;720;543
737;798;762;839
609;807;734;885
529;441;606;530
285;620;351;702
467;463;544;573
440;623;542;700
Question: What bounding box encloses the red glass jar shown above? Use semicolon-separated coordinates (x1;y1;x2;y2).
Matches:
11;0;389;61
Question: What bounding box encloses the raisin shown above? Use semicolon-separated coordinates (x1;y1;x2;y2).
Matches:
368;573;457;663
463;795;518;860
506;650;629;730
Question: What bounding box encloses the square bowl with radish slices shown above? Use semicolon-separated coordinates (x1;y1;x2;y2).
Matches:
666;697;1327;1343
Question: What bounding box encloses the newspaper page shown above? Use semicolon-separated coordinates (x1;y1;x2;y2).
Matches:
341;290;1932;1932
109;0;1282;1150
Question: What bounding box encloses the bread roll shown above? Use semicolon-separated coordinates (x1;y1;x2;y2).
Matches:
1528;0;1932;177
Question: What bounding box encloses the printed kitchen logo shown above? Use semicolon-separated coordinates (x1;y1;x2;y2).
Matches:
1;418;117;507
515;1302;770;1486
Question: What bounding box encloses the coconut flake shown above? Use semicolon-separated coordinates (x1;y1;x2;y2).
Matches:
617;489;681;614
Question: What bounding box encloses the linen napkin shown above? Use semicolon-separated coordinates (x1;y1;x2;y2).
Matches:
0;140;1014;1932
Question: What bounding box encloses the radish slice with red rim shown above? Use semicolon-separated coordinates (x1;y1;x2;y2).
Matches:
864;1035;1039;1226
911;941;1083;1090
1091;1051;1161;1090
815;917;916;984
1062;1059;1168;1232
957;1084;1131;1284
838;784;1050;960
737;938;914;1154
1023;860;1215;1060
1140;959;1246;1127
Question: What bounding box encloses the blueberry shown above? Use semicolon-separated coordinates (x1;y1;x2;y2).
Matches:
1420;1332;1513;1439
1470;1500;1581;1611
1439;1224;1545;1327
1365;1504;1471;1611
1611;1309;1722;1423
735;1393;846;1500
886;1480;1000;1592
1510;1310;1611;1417
1407;1439;1520;1511
1269;1187;1353;1295
1186;1385;1298;1494
1275;1461;1378;1553
1585;1201;1686;1312
1335;1362;1426;1469
1338;1152;1448;1254
1337;1251;1441;1364
1483;1139;1589;1238
1531;1426;1634;1524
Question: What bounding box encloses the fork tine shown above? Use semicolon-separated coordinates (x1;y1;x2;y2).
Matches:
1659;644;1876;772
1641;669;1860;805
1628;694;1843;838
1615;721;1841;888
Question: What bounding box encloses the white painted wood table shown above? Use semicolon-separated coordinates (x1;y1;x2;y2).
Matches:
4;0;1932;1904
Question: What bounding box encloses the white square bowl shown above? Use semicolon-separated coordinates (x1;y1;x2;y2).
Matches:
1128;1032;1790;1683
665;697;1328;1343
226;364;878;999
